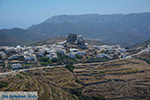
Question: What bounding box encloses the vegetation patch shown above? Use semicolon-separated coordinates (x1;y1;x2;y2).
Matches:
25;83;32;89
75;79;81;83
99;71;105;73
66;64;75;72
0;81;9;88
16;74;24;79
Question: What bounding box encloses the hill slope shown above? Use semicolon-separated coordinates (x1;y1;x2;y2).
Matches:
33;36;106;46
0;52;150;99
28;13;150;46
0;28;48;46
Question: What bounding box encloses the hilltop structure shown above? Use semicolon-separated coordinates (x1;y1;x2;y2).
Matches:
66;33;88;49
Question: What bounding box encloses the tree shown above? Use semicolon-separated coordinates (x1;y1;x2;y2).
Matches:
40;57;49;62
65;64;74;72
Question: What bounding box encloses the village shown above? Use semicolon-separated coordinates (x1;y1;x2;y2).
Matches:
0;33;130;71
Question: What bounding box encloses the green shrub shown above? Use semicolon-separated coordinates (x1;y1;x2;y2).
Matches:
41;60;52;66
70;88;81;96
22;64;32;67
99;71;105;73
16;74;24;79
66;64;74;72
40;57;49;62
44;51;49;56
76;54;82;59
51;58;58;62
25;83;32;88
43;73;46;76
75;79;81;83
146;60;150;64
0;81;9;88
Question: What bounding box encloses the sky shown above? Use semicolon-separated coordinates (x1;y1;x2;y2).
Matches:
0;0;150;29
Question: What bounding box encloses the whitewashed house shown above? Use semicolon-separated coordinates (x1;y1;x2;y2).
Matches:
5;47;15;53
24;52;31;56
38;52;44;57
97;53;105;58
24;54;36;61
28;49;34;55
16;45;22;49
121;54;127;58
97;53;111;59
56;49;66;54
0;51;6;57
57;41;66;45
118;48;126;53
85;43;88;47
93;45;101;50
51;53;58;59
46;52;58;59
68;52;76;59
69;48;79;52
11;64;22;69
77;51;86;56
9;54;18;60
46;54;51;59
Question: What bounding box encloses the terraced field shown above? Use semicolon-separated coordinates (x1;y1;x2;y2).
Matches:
0;67;82;100
0;52;150;100
74;58;150;99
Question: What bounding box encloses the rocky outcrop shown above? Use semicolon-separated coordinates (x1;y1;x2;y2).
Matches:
76;36;87;49
66;33;88;49
66;33;77;44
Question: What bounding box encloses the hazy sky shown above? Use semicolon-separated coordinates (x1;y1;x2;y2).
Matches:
0;0;150;29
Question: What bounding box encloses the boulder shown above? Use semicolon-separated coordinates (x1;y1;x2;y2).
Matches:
66;33;77;44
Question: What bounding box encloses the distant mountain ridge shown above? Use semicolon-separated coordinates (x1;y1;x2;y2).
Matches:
0;28;48;46
28;12;150;46
1;12;150;46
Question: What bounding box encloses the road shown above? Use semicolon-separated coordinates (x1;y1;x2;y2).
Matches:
0;47;150;75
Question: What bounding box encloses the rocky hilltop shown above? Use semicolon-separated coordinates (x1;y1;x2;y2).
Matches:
66;33;88;49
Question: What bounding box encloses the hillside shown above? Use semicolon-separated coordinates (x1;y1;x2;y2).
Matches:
33;36;106;46
0;28;48;46
133;38;150;48
0;51;150;99
28;12;150;46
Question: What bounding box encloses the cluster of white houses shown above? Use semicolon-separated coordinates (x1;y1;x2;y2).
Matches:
0;40;129;69
93;45;127;59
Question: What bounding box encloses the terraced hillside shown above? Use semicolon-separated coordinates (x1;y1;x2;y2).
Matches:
0;67;82;100
74;58;150;99
0;52;150;100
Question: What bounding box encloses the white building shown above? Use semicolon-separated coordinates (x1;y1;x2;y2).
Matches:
11;64;22;69
46;54;51;59
68;52;76;59
56;49;66;54
121;54;127;58
57;41;66;45
69;48;79;52
85;43;88;47
97;53;111;59
24;52;31;56
93;45;101;50
118;48;126;53
97;53;105;58
0;51;6;57
51;53;58;59
38;52;44;57
9;54;18;60
5;47;15;53
77;51;86;56
24;54;36;61
16;45;22;49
